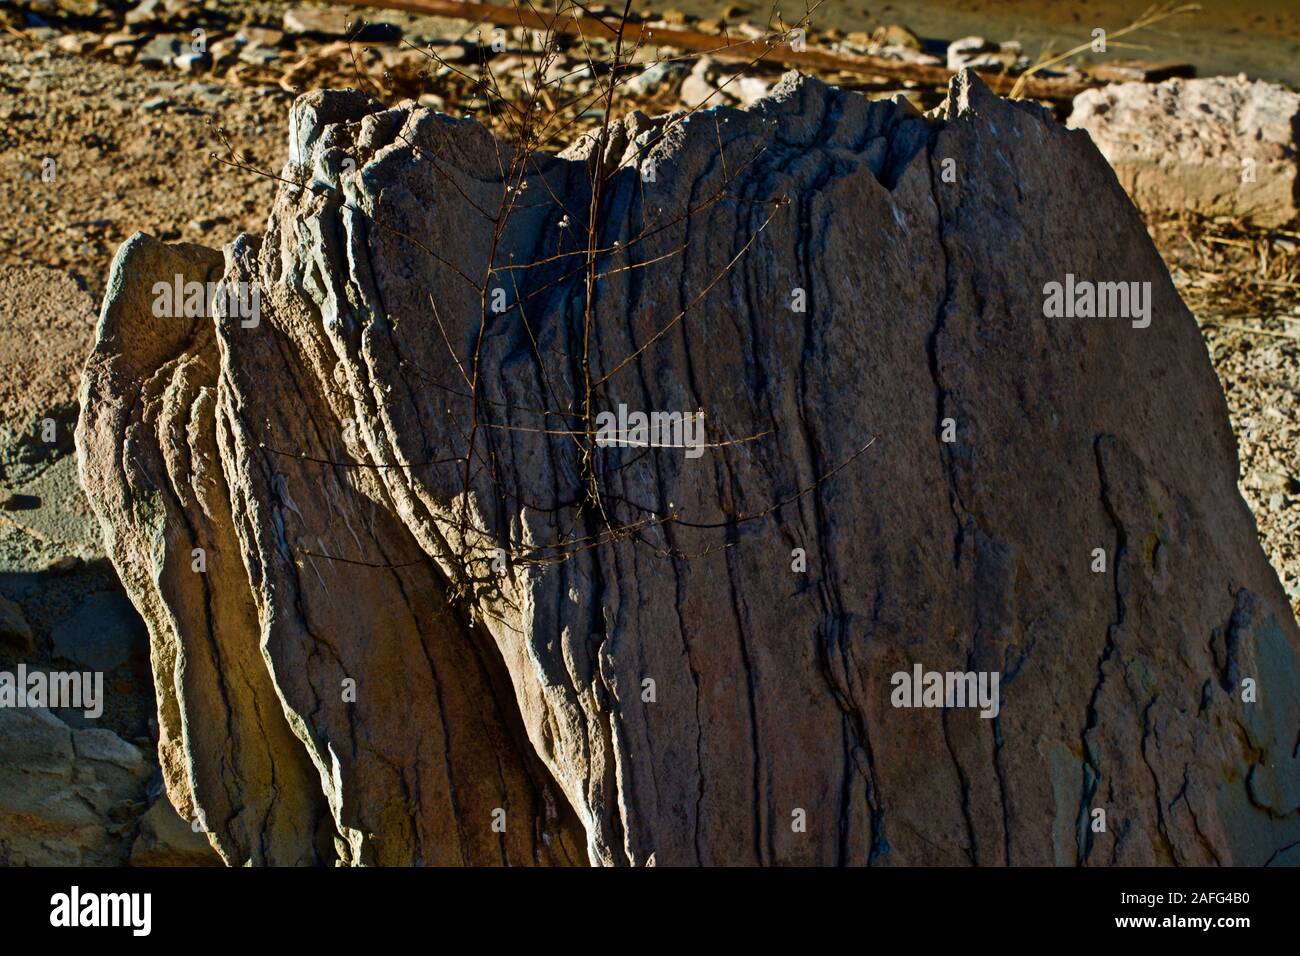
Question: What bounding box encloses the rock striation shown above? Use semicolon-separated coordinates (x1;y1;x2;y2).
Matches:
78;70;1300;866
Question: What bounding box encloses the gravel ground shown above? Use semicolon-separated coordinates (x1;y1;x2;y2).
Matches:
0;36;289;297
1203;324;1300;616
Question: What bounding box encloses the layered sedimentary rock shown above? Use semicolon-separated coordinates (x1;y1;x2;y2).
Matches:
1069;76;1300;227
78;70;1300;866
78;236;583;865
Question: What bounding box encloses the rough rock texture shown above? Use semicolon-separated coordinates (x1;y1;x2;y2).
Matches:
129;791;224;866
79;71;1300;866
1069;76;1300;227
0;707;151;865
78;233;585;866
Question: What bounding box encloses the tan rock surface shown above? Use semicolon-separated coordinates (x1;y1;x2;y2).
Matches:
0;707;150;866
1069;76;1300;227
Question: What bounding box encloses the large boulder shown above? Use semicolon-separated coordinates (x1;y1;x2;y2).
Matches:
1069;75;1300;227
78;70;1300;866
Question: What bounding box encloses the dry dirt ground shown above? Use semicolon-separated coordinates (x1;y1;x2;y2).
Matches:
0;39;288;297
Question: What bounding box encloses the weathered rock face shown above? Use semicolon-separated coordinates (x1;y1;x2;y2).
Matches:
0;707;150;866
79;70;1300;866
78;235;585;866
1069;76;1300;227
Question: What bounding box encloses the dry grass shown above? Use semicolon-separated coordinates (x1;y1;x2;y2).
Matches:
1151;214;1300;337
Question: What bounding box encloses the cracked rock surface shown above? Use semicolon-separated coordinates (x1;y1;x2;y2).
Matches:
78;70;1300;865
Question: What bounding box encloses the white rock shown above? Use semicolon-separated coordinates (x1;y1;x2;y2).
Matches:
1069;76;1300;227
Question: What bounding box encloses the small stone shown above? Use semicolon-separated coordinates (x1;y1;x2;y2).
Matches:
137;35;181;69
235;26;284;47
173;50;212;73
627;60;672;96
282;7;401;42
378;47;427;71
427;42;469;63
46;555;81;573
140;96;168;111
101;31;143;48
872;24;922;51
0;595;33;653
947;36;998;71
124;0;162;29
193;86;230;106
207;37;237;60
237;44;280;67
55;34;96;55
1246;471;1297;493
680;57;717;106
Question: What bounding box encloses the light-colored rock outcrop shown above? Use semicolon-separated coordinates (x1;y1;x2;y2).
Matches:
1069;75;1300;226
0;707;149;865
78;70;1300;866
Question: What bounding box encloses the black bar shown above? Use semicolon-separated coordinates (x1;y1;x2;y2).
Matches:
0;865;1289;943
